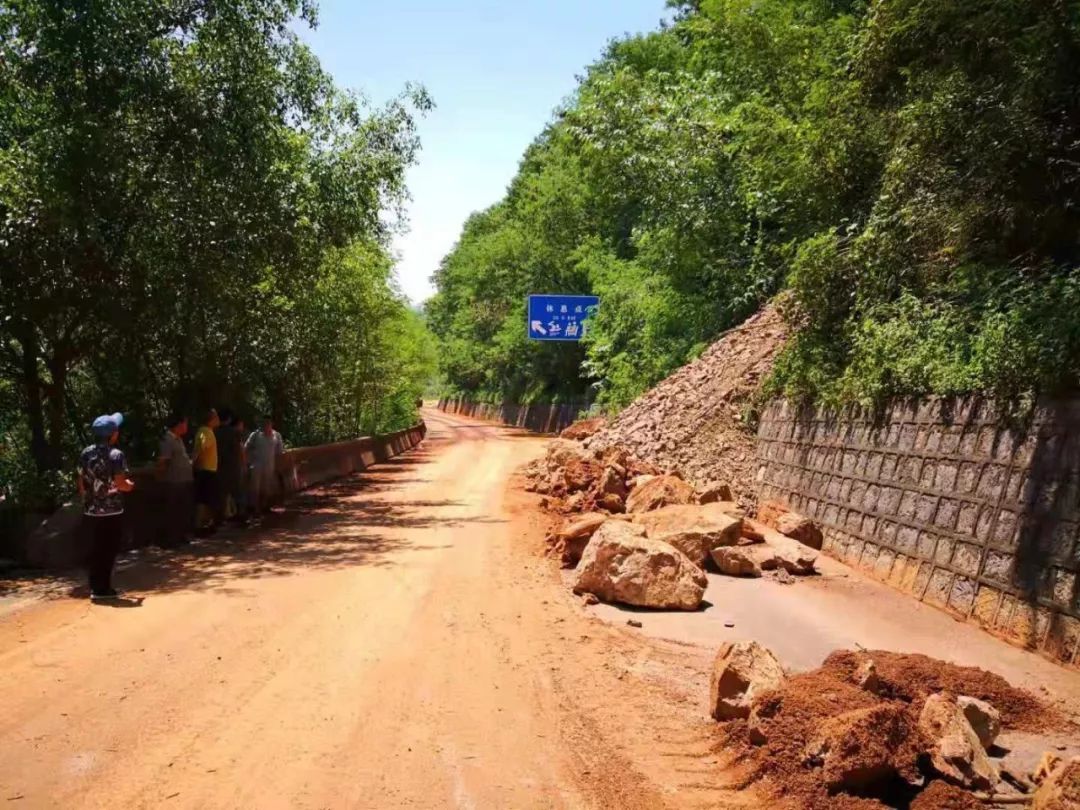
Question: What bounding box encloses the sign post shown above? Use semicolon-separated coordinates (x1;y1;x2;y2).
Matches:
526;294;599;342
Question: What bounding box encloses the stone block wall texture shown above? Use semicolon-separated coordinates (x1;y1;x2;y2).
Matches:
438;397;589;435
757;398;1080;667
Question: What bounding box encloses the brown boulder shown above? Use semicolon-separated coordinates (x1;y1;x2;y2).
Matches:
563;457;602;493
598;466;628;499
546;438;593;466
776;511;824;550
633;504;743;567
696;481;733;505
756;501;825;551
556;513;607;567
597;493;626;513
560;417;606;441
804;703;919;794
708;641;785;721
625;475;696;514
1033;757;1080;810
742;543;818;576
710;547;761;578
957;696;1001;751
918;694;998;791
572;521;707;611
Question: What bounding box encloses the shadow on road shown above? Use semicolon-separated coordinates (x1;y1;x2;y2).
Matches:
2;444;504;602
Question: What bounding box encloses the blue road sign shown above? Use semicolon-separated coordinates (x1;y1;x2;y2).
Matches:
527;294;599;341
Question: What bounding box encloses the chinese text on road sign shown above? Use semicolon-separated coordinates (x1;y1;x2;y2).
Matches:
527;295;599;342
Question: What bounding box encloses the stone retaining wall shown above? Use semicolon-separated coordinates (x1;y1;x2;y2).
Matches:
756;398;1080;667
19;422;427;569
437;397;589;434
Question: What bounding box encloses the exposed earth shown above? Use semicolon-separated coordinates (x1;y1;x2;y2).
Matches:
1;409;1078;809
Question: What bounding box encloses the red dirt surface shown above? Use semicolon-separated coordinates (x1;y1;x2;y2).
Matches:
820;649;1052;732
560;417;607;440
909;781;982;810
719;648;1052;809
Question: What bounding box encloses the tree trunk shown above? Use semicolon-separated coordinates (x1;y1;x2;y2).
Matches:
44;353;69;469
15;329;53;472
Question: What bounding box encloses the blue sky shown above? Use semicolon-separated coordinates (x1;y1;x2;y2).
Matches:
298;0;670;304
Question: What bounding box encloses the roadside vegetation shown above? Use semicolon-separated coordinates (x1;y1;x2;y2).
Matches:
429;0;1080;413
0;1;437;513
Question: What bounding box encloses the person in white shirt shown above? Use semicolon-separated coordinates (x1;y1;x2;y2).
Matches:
245;414;284;515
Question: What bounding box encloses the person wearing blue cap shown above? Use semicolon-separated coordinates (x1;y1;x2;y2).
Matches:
77;412;135;600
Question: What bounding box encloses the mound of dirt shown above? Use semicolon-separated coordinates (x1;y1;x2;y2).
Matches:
720;648;1052;809
909;781;982;810
587;302;788;510
819;650;1050;732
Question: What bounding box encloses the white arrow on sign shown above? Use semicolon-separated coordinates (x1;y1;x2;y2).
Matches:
530;320;547;335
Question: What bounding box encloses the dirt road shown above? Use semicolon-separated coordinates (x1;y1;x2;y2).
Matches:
0;411;744;810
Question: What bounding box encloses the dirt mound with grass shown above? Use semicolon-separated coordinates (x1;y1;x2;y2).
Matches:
587;302;788;510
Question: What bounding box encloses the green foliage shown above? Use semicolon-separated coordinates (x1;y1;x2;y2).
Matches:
433;0;1080;414
0;1;435;511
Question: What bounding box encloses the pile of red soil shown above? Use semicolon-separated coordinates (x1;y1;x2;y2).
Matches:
908;781;982;810
819;650;1049;731
587;302;788;510
720;649;1052;809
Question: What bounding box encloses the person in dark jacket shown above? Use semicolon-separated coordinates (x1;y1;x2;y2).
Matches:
78;412;135;600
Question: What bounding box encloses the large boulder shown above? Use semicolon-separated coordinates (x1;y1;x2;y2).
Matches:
804;704;919;795
1033;757;1080;810
776;511;824;551
625;475;696;514
556;513;608;567
918;694;998;791
696;482;733;505
572;521;707;611
742;543;818;576
708;641;785;721
758;500;824;550
545;439;594;469
633;504;743;567
710;547;762;578
957;696;1001;751
598;466;628;499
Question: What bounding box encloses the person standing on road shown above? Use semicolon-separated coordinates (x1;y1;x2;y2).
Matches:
78;412;135;600
214;409;246;525
192;408;221;535
156;413;193;547
245;415;284;516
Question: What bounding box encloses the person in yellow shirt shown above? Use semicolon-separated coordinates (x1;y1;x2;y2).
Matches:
192;408;221;535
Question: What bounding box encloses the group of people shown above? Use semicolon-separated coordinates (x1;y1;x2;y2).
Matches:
77;409;285;600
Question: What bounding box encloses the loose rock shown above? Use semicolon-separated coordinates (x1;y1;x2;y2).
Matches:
556;513;608;568
708;641;785;721
957;695;1002;751
625;475;696;514
775;511;824;551
572;521;707;611
633;504;743;567
918;693;998;791
696;482;733;505
710;547;761;578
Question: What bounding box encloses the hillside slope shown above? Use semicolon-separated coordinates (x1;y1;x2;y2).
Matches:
587;303;788;509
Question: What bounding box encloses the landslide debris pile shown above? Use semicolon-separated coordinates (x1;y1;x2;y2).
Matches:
523;431;823;611
585;303;788;509
710;644;1069;809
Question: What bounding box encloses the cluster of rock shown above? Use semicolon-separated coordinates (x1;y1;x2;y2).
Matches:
582;303;789;510
709;642;1078;807
524;434;823;611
